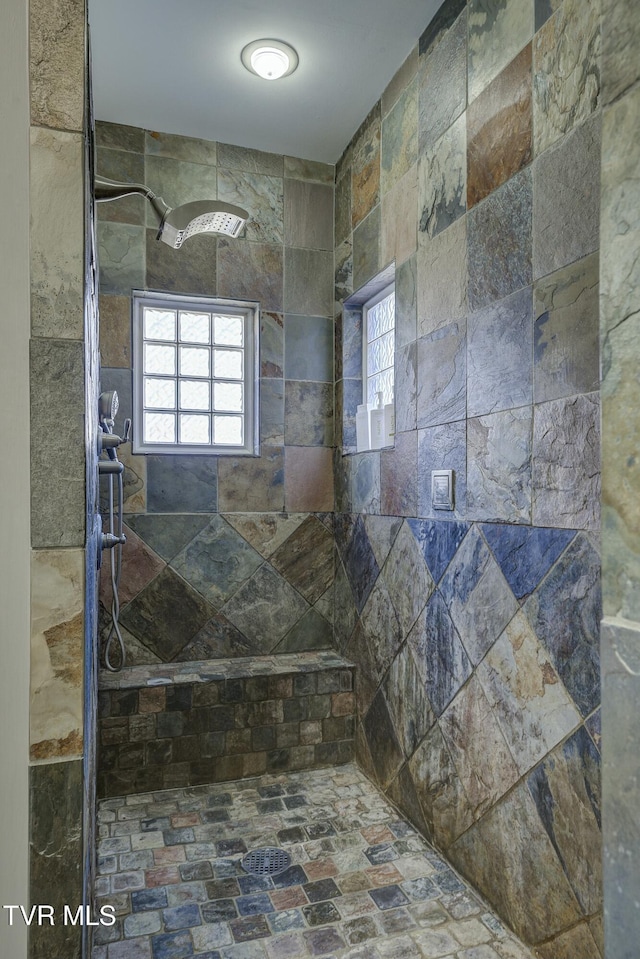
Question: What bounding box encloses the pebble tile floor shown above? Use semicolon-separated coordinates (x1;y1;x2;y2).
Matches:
93;764;534;959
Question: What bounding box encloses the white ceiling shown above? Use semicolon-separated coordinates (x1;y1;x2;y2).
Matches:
88;0;442;164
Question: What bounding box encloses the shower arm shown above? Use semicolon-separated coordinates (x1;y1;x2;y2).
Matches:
94;175;169;224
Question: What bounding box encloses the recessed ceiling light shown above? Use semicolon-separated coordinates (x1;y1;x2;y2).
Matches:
241;39;299;80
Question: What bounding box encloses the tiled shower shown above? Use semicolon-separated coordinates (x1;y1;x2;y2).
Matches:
94;0;603;951
19;0;640;957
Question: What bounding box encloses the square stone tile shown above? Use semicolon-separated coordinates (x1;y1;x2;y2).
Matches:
382;166;418;268
30;128;84;338
146;457;217;514
267;908;306;935
417;422;467;521
145;228;218;298
467;287;533;418
302;878;341;903
284;448;334;513
344;915;379;945
532;113;601;280
381;519;433;639
217;449;285;513
260;310;284;379
119;568;217;661
284;316;333;383
352;207;381;292
301;901;342;926
396;254;417;348
533;0;601;154
380;429;418;517
533;252;599;403
481;524;574;603
30;339;86;548
369;884;410;910
351;104;381;230
285;180;333;251
351;453;381;515
416;321;466;429
218;239;283;313
418;7;467;153
30;0;84;131
468;168;532;311
468;0;533;103
171;516;263;607
601;0;639;106
218;169;283;245
381;80;418;196
284;382;333;447
467;44;532;208
270;516;334;605
467;408;532;524
230;915;271;942
304;925;346;954
417;216;467;337
419;113;466;239
98;222;146;295
532;393;600;530
285;249;333;317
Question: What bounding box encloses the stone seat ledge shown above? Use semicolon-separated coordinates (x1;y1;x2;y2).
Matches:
99;650;354;690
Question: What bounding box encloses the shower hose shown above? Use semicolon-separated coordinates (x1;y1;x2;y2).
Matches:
105;470;126;672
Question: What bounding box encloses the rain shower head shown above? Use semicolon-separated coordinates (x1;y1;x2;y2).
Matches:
160;199;247;248
94;175;248;247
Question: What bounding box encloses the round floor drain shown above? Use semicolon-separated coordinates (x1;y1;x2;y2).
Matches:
242;847;291;876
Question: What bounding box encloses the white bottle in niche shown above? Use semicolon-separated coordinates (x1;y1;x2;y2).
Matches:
383;401;395;446
370;392;385;450
356;403;371;452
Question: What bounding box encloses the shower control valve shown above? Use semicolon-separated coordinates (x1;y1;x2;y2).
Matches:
98;418;131;456
101;531;126;550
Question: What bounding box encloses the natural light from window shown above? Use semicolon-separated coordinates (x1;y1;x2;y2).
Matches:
132;292;258;455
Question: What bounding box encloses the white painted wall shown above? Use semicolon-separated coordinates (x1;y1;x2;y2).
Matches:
0;0;31;953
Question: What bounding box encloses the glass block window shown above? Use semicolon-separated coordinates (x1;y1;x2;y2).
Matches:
132;292;259;455
363;285;395;406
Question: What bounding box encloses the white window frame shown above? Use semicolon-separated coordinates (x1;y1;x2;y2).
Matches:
362;282;396;407
132;290;259;456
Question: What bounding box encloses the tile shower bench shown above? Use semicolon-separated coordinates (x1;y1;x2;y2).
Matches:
97;651;355;798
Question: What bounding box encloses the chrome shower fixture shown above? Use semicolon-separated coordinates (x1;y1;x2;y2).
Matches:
94;175;248;247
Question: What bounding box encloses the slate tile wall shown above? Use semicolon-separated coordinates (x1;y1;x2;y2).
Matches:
28;0;90;955
334;0;603;954
100;512;337;664
599;0;640;955
96;124;336;664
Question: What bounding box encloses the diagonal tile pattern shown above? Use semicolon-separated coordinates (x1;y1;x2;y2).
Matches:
104;512;336;665
92;764;534;959
406;520;469;585
334;512;602;951
271;517;335;605
480;524;575;602
172;516;265;608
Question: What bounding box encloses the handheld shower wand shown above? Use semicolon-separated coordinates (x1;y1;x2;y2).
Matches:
98;390;130;672
95;175;248;247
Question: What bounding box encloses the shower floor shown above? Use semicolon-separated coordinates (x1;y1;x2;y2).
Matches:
92;764;533;959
